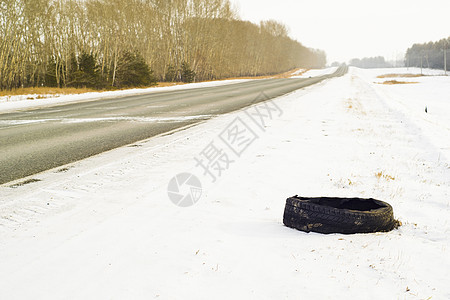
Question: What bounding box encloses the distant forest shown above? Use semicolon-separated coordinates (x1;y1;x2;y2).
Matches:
405;37;449;70
349;56;391;69
0;0;326;91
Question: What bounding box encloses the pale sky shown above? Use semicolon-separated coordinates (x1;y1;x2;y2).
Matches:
229;0;450;64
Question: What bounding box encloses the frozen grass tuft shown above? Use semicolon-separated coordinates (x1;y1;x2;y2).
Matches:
0;87;96;97
375;171;396;181
377;73;424;78
379;80;418;85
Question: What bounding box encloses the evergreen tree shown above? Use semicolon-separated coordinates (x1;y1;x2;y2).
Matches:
181;62;196;83
67;53;104;88
44;58;59;87
165;65;178;82
406;37;450;70
115;52;156;88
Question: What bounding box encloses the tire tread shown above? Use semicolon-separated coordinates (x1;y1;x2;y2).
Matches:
283;196;397;234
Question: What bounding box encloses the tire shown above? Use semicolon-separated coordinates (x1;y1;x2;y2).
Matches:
283;196;398;234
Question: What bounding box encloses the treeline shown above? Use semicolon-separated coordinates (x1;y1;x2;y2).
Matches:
405;37;450;70
349;56;391;68
0;0;326;91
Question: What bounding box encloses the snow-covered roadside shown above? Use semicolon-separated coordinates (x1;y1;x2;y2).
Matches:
291;66;338;78
0;79;251;113
289;68;306;76
357;67;450;161
366;67;447;77
0;68;449;299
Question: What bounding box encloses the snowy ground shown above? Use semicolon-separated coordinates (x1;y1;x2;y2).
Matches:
367;67;447;77
291;66;338;78
0;67;449;299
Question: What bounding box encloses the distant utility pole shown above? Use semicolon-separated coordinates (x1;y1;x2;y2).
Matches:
445;40;447;76
420;54;423;75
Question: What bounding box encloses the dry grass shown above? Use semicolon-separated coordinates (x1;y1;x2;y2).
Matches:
0;85;178;98
345;97;366;115
0;87;96;97
155;82;186;88
346;98;354;109
280;68;309;78
222;68;309;80
377;73;424;79
375;171;395;181
379;80;418;85
9;178;41;188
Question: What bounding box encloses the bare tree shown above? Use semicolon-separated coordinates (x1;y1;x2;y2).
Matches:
0;0;326;90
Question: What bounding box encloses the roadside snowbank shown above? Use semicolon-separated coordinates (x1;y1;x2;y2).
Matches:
291;66;338;78
290;68;307;75
0;68;449;299
0;79;251;113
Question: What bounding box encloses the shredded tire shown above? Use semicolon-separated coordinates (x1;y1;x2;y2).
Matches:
283;196;398;234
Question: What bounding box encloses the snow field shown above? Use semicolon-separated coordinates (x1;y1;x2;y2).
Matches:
0;68;449;299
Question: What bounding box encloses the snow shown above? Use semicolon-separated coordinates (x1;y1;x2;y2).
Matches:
0;79;251;113
291;66;338;78
290;68;307;75
0;115;213;125
358;67;450;162
1;67;449;299
367;67;447;77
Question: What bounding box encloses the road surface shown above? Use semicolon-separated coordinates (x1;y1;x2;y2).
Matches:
0;66;347;185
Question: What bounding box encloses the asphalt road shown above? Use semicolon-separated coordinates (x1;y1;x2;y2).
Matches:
0;66;347;185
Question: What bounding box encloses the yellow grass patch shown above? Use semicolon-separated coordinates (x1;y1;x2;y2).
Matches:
223;68;309;80
345;97;366;115
377;73;424;78
0;84;180;98
286;68;308;78
375;171;395;181
155;82;185;87
0;87;96;98
379;80;418;85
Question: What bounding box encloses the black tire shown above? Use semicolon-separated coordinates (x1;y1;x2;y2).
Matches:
283;196;398;234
